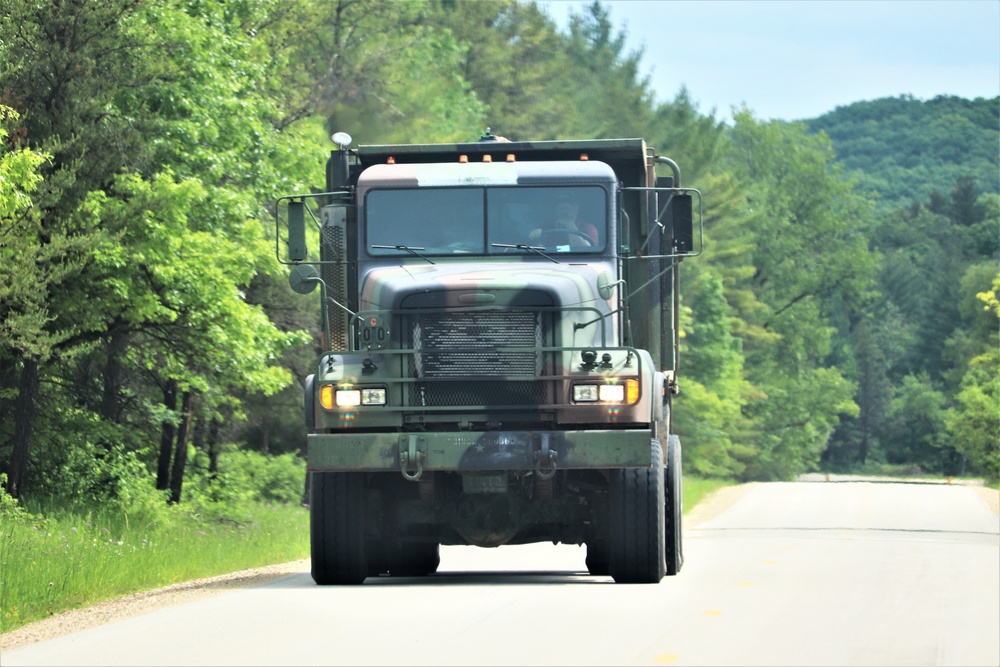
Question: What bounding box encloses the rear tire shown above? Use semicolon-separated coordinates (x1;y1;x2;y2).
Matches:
609;439;665;584
310;472;368;585
585;540;610;576
665;435;684;576
387;542;440;577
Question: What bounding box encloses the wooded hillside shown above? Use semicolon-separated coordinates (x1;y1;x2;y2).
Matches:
1;0;996;516
808;96;999;477
807;94;999;210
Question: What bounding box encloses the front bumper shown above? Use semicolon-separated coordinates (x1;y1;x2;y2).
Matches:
307;429;653;473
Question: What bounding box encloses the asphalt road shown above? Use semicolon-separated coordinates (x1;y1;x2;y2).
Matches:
3;479;998;666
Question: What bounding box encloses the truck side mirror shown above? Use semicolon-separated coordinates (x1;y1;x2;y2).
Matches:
288;199;307;261
669;194;693;254
288;264;320;294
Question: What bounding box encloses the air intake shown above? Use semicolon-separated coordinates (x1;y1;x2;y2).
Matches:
413;311;539;377
321;207;351;349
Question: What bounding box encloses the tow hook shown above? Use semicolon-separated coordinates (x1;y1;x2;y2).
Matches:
400;435;425;481
532;434;558;480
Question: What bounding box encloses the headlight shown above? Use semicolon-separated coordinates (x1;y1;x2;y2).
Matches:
361;388;387;406
335;389;361;407
572;379;639;404
327;387;386;408
599;384;625;402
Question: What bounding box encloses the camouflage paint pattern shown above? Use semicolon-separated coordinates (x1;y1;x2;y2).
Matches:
307;152;669;476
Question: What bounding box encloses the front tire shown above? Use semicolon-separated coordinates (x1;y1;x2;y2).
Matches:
665;435;684;576
310;472;368;585
609;439;665;584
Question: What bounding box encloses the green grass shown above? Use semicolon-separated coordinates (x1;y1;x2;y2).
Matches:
1;503;309;634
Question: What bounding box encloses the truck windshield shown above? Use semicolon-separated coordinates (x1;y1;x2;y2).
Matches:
366;186;607;256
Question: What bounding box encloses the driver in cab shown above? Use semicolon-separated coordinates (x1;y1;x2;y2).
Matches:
528;193;599;246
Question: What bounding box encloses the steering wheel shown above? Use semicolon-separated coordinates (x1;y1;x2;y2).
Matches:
445;240;475;252
539;228;593;244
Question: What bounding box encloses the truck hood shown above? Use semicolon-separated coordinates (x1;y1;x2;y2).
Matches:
358;261;617;313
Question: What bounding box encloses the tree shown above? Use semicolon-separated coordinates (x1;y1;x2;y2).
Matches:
561;1;658;140
717;111;877;479
0;1;309;500
827;317;892;468
0;107;54;361
881;374;951;472
945;271;1000;480
258;0;486;145
0;106;54;499
0;0;151;498
673;267;755;477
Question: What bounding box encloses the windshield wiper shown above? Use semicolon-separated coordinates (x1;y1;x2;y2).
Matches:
371;245;435;265
491;243;559;263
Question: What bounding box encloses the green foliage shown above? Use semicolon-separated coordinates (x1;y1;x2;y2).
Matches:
0;0;313;504
945;273;1000;481
0;108;45;218
0;474;42;526
709;112;877;480
822;153;999;476
947;370;1000;481
187;449;306;509
880;374;952;472
0;107;74;362
675;267;755;477
267;0;488;144
60;440;165;512
428;0;577;141
823;317;893;469
561;1;658;139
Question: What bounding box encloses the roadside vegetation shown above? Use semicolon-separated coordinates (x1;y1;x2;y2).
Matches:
1;452;309;633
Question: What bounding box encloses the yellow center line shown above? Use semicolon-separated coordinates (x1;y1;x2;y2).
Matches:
653;653;680;664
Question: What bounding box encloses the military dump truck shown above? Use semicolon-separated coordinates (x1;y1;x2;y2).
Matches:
277;131;701;584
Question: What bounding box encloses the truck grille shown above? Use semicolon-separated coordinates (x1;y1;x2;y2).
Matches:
409;311;545;407
413;311;539;377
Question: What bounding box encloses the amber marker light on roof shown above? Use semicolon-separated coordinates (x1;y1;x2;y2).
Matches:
483;154;492;162
459;154;468;163
506;154;515;162
580;153;589;161
387;156;395;164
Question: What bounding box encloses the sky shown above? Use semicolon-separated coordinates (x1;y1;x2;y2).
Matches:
541;0;1000;122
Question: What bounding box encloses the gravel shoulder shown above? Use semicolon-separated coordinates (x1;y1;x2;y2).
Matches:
975;485;1000;516
685;482;758;526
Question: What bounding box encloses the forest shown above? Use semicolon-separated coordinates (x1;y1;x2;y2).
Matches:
1;0;997;517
